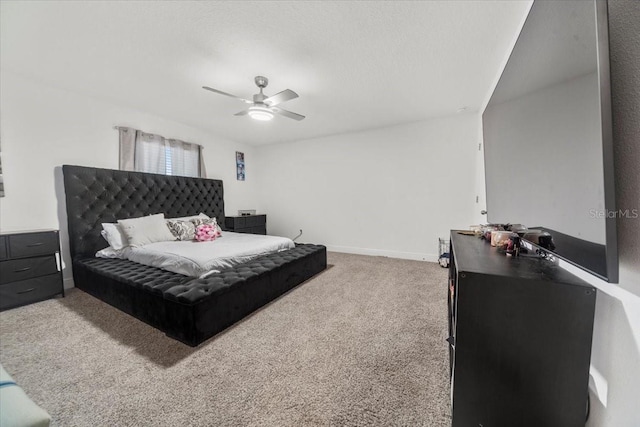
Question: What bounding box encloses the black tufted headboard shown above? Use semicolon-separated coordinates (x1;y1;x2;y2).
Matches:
62;165;225;260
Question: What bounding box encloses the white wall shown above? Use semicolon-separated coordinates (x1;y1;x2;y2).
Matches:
566;262;639;427
474;119;487;225
254;114;481;261
582;1;640;426
0;70;258;287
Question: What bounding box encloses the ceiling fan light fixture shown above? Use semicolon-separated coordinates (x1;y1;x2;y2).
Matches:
248;105;274;121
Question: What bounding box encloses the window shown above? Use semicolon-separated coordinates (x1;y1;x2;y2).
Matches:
118;127;204;178
165;146;173;176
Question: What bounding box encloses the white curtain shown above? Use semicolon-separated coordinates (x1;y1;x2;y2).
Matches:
118;127;205;178
118;127;136;171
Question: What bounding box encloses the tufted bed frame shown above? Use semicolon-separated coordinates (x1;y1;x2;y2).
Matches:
62;165;326;346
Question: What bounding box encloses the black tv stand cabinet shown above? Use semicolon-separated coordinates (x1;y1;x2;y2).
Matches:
447;231;596;427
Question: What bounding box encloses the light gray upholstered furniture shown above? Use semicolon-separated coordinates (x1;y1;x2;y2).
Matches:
0;363;51;427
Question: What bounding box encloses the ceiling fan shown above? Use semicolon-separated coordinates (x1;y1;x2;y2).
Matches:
203;76;305;122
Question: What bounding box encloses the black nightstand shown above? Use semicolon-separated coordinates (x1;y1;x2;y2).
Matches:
225;215;267;235
0;230;65;311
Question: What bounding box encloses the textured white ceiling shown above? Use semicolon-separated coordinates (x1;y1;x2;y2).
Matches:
0;1;531;145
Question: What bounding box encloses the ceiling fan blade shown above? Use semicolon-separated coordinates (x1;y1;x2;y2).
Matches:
271;107;305;121
264;89;299;107
202;86;252;104
234;110;249;116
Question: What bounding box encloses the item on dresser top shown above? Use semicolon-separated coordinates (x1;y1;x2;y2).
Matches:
505;233;521;256
469;225;483;236
519;229;556;250
505;223;528;232
480;224;504;241
490;230;513;247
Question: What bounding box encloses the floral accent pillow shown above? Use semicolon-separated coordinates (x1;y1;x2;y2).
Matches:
195;224;222;242
166;220;197;241
191;217;223;235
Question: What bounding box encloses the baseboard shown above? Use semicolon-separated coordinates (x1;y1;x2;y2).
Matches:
63;277;75;290
325;245;439;263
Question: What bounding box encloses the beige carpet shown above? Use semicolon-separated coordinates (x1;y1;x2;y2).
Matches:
0;252;450;426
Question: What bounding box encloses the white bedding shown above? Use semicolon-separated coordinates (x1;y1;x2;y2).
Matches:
99;232;295;278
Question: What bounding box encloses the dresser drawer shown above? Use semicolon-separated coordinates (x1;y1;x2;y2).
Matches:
0;256;59;284
226;215;266;231
8;232;59;258
245;215;266;227
249;226;267;235
226;216;246;229
0;273;63;310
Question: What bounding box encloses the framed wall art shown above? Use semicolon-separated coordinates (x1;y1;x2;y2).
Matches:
236;151;245;181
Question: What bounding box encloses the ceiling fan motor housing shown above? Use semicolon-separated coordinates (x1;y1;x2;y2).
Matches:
253;76;269;103
254;76;269;88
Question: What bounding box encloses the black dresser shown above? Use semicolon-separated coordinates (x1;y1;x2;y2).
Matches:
225;215;267;235
0;230;65;311
448;231;596;427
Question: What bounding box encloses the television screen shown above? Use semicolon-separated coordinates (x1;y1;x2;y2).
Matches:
483;0;618;282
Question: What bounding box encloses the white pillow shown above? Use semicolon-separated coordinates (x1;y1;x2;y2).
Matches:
166;213;210;221
96;246;128;259
101;223;128;250
118;214;176;247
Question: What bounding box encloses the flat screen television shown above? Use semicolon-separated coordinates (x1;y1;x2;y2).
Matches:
483;0;618;282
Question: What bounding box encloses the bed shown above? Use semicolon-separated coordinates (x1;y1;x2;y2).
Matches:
62;165;327;346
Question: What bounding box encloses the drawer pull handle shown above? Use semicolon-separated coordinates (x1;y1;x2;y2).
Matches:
27;242;44;247
17;288;35;294
13;267;31;273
